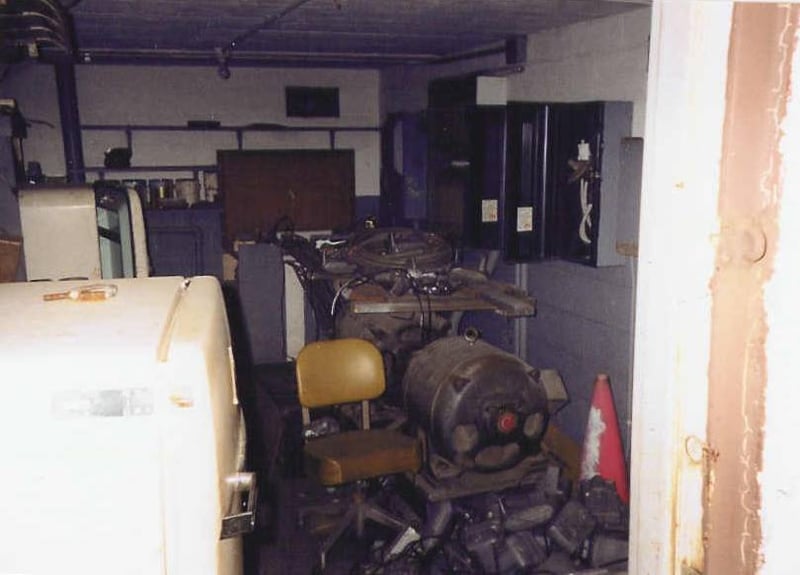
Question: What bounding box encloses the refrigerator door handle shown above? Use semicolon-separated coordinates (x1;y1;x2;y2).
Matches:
220;471;258;539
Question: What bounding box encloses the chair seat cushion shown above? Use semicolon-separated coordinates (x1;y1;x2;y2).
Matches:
304;428;422;486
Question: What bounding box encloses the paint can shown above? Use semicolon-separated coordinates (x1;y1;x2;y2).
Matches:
175;179;200;206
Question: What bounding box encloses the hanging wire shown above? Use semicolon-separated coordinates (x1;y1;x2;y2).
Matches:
215;0;316;77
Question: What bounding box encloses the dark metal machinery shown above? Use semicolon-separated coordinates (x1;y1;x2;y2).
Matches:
371;335;628;575
403;335;555;478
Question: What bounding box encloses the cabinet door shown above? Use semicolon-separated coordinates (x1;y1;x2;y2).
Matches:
502;103;549;261
145;208;223;279
467;103;549;260
547;102;634;266
546;102;605;265
427;76;476;243
466;105;506;250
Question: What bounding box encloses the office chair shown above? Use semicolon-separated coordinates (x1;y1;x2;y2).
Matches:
295;338;422;569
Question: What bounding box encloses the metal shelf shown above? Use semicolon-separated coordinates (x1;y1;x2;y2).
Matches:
80;122;381;180
84;165;217;173
80;122;381;159
81;123;380;133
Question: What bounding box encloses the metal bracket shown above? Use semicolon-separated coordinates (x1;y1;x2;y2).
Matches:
220;471;258;539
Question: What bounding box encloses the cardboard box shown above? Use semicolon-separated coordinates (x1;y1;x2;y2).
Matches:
0;234;21;282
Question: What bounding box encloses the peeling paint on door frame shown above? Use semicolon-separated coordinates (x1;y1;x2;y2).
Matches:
705;4;799;574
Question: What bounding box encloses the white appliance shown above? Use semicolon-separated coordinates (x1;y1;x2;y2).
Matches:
0;276;253;575
18;184;149;281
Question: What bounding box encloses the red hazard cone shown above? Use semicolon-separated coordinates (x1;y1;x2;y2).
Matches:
580;373;629;503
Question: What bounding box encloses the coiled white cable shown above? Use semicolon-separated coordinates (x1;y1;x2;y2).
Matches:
579;178;593;245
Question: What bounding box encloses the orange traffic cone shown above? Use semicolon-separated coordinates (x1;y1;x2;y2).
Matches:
580;373;629;503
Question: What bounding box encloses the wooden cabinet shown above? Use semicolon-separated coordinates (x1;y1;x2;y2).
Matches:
218;149;355;240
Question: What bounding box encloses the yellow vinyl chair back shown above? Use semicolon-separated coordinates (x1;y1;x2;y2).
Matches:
296;338;385;409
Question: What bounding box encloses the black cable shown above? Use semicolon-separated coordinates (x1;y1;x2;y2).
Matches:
25;117;55;129
273;228;340;338
406;272;427;343
425;292;432;342
489;537;501;574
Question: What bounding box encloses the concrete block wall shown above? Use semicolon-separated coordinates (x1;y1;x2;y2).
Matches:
524;260;637;451
1;64;381;198
381;52;505;117
508;7;650;136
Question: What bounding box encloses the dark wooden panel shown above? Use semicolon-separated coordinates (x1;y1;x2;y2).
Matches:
218;149;355;240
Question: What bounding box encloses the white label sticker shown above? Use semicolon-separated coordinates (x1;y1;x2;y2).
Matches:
52;388;154;418
481;199;499;223
517;207;534;232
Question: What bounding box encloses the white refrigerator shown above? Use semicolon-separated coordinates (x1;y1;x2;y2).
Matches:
0;276;253;575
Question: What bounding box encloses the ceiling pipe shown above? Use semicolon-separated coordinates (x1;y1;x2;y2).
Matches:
78;48;439;68
0;0;73;55
215;0;318;78
0;27;70;53
427;35;527;68
0;0;83;183
0;12;70;36
427;43;506;66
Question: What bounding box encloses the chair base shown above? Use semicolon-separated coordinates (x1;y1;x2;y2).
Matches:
301;487;420;571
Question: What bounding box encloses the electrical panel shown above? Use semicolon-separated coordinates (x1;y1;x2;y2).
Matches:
467;100;633;266
547;102;632;266
469;102;550;259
